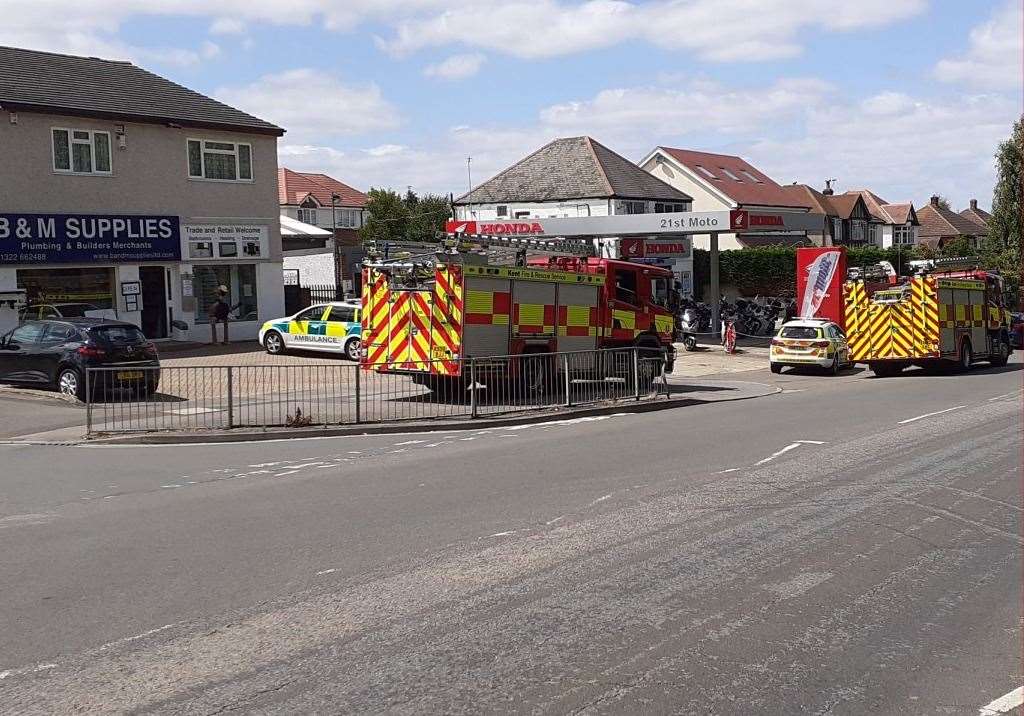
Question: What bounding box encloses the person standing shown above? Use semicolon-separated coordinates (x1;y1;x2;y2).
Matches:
207;286;231;345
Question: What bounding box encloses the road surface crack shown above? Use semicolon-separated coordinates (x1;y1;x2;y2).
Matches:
203;679;297;715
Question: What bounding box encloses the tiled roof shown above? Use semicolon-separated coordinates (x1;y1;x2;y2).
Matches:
780;184;837;216
959;203;992;230
917;201;986;238
824;194;867;220
278;168;367;207
656;148;807;209
0;45;283;135
456;136;691;204
842;190;917;225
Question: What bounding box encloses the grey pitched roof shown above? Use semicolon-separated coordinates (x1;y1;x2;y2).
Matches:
456;136;691;204
0;45;283;135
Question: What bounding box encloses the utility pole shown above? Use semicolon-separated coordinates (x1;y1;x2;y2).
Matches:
466;157;472;194
331;192;342;299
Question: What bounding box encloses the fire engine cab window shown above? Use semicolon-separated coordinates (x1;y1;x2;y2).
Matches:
615;270;638;304
650;278;670;308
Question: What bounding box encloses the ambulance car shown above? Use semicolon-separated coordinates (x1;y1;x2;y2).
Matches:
258;301;362;360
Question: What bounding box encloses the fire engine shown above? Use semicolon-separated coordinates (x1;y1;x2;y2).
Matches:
360;234;676;391
843;257;1013;377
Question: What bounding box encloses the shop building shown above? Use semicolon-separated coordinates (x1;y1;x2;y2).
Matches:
453;136;696;293
0;46;286;339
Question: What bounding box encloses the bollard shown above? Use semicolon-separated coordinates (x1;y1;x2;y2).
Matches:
226;366;234;429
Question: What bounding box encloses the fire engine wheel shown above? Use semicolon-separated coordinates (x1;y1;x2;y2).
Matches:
956;339;972;373
519;355;553;399
989;338;1010;367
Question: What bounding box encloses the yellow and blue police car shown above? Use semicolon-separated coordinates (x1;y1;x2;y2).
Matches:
259;301;362;360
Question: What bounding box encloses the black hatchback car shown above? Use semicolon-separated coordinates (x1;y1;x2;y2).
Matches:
0;319;160;399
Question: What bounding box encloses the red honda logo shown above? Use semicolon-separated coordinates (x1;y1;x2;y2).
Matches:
729;209;748;231
620;238;645;258
479;222;544;235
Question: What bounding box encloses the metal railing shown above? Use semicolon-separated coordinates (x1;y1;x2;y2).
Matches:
84;347;670;435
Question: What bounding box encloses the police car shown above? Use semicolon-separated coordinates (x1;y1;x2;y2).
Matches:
259;302;362;360
770;318;853;375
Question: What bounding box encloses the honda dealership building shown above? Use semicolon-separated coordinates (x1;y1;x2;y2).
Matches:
0;46;286;340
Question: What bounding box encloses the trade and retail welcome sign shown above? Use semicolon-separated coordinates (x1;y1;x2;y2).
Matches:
0;213;181;264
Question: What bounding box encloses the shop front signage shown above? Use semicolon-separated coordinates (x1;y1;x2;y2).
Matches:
619;238;690;259
0;213;181;264
183;224;268;261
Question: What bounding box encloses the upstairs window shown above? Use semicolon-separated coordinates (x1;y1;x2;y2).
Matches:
621;200;647;214
187;139;253;181
496;205;508;217
654;202;685;213
720;168;742;181
740;170;762;183
52;128;111;175
297;208;319;225
695;165;717;179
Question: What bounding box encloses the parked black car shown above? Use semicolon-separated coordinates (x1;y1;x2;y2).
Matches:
0;319;160;399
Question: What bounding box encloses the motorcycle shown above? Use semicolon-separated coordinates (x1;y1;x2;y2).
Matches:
677;307;701;351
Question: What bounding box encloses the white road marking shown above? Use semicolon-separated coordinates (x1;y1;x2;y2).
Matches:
979;686;1023;715
545;515;566;525
98;624;175;651
272;470;300;477
393;440;425;446
159;484;182;489
483;530;517;539
459;437;477;441
715;468;740;474
753;440;827;466
0;662;57;680
589;494;613;506
988;391;1023;402
897;405;967;424
315;568;338;576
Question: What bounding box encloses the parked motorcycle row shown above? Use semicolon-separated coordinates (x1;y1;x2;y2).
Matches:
675;296;797;351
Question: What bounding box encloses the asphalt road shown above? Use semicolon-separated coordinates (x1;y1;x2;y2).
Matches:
0;358;1021;714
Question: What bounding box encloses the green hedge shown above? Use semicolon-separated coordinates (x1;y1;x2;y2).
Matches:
693;246;922;300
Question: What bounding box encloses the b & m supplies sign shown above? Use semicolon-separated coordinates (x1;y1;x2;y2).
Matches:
0;213;181;264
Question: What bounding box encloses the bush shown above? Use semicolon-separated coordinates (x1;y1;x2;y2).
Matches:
693;245;921;299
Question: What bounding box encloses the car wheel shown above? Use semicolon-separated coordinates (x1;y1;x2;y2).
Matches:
770;362;783;374
345;337;361;362
57;367;84;400
829;354;841;376
264;330;285;355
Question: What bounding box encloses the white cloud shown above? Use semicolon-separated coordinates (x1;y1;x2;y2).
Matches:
744;91;1018;208
539;78;833;143
379;0;928;61
935;0;1024;90
215;69;401;140
423;53;487;80
209;17;247;35
0;0;927;66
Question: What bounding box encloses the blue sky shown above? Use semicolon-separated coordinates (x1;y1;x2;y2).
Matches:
3;0;1021;207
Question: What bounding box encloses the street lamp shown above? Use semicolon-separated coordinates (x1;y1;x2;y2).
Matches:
331;192;341;299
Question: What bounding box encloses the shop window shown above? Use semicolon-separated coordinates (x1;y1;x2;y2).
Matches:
17;267;115;314
193;265;258;324
187;139;253;181
52;128;111;175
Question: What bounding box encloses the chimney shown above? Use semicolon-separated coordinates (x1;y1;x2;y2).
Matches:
930;195;940;207
970;199;978;210
823;178;835;196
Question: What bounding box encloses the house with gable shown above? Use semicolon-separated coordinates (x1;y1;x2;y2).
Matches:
640;148;813;250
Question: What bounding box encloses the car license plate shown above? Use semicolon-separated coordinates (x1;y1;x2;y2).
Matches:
117;371;144;380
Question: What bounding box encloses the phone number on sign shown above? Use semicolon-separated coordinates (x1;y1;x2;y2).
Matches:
1;253;48;262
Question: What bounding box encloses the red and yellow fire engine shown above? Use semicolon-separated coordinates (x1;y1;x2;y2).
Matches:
360;238;675;390
844;258;1013;376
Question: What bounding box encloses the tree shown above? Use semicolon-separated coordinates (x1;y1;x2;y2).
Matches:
939;236;972;258
986;118;1023;308
359;188;409;244
359;188;452;244
934;195;952;211
407;193;451;242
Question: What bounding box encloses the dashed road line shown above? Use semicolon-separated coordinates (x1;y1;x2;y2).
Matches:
897;405;966;424
979;686;1023;715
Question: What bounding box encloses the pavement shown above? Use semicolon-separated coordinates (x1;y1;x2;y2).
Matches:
0;354;1020;713
0;339;774;441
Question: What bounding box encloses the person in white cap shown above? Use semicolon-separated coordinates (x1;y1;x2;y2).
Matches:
207;285;231;344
